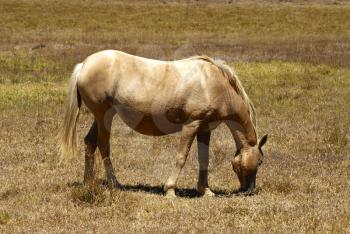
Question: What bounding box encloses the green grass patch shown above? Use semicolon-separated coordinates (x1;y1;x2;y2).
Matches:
0;82;66;115
234;61;350;111
0;51;69;84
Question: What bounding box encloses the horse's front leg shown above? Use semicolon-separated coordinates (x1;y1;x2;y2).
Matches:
164;122;199;197
197;131;215;197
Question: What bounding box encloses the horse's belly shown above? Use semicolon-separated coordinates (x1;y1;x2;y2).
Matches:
116;105;183;136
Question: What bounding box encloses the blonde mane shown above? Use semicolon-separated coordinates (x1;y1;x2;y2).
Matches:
192;55;257;128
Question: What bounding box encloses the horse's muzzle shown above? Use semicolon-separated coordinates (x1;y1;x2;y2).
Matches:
239;181;256;195
239;174;256;196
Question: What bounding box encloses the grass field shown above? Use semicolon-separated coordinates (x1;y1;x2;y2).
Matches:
0;0;350;232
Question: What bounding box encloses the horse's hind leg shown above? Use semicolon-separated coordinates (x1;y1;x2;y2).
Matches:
164;122;199;197
197;131;215;197
83;120;98;185
96;115;120;189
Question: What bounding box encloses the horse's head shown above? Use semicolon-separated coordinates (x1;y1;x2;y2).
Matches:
231;132;268;195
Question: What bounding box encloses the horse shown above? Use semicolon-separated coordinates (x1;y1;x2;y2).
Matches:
59;50;268;197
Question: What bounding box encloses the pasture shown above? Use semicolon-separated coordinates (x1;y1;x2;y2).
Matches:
0;0;350;232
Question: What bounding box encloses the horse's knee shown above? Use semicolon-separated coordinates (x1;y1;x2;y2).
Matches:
176;156;186;168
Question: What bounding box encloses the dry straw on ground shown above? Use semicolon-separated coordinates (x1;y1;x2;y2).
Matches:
0;0;349;232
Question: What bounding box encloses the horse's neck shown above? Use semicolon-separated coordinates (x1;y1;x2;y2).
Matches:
225;98;257;147
242;119;257;146
226;119;257;150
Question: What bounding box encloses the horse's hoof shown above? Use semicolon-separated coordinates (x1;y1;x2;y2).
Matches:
165;189;176;198
199;188;215;197
203;188;215;197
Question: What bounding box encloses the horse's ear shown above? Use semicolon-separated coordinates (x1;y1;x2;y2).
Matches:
235;131;248;148
258;134;268;149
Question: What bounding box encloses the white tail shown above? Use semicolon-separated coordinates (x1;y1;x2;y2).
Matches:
58;63;83;160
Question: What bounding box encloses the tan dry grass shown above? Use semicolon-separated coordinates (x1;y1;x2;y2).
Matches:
0;0;349;233
0;62;349;232
1;0;350;69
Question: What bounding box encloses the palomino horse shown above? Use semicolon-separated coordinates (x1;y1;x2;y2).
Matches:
59;50;268;197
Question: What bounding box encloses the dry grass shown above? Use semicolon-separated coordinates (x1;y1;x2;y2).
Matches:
1;0;350;70
0;0;349;233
